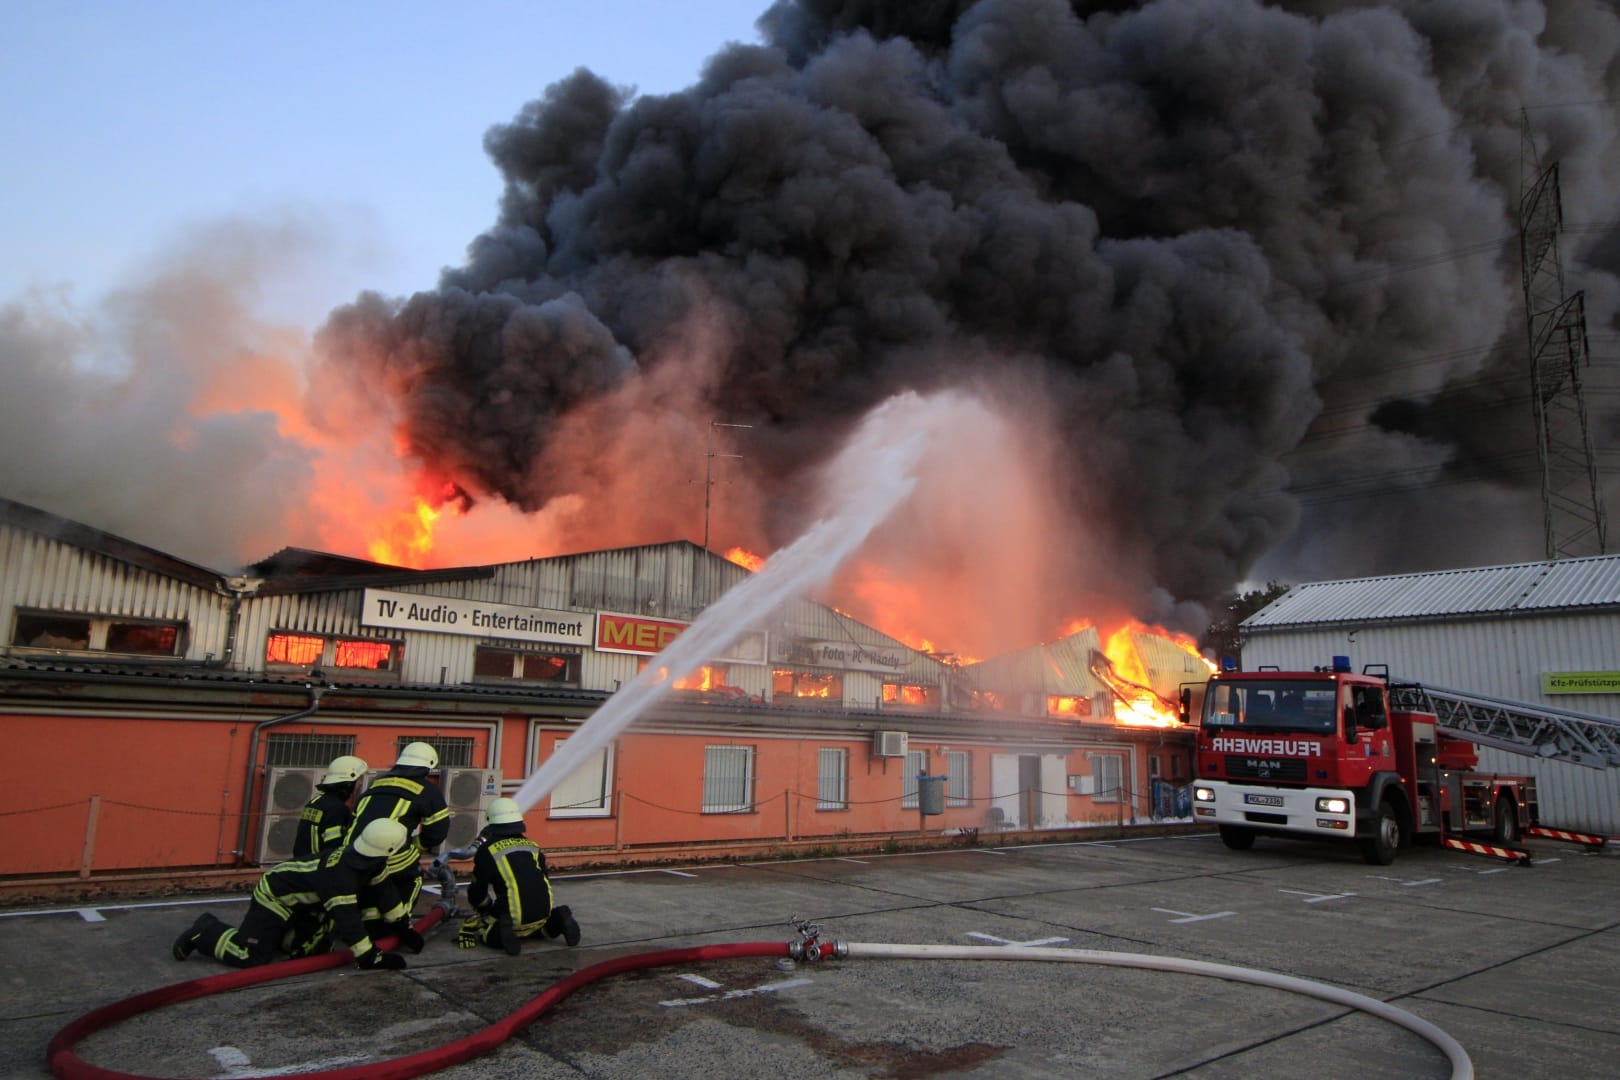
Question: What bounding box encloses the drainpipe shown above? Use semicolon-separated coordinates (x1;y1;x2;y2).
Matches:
209;576;259;669
232;678;325;865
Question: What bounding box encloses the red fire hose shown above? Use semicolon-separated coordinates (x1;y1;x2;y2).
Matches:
46;906;791;1080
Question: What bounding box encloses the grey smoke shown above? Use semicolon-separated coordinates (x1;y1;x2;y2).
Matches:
327;0;1620;631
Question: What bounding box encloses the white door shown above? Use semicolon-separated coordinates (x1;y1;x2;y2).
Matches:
990;753;1021;827
1040;755;1068;827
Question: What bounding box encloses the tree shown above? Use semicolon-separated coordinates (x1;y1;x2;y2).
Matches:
1201;581;1292;667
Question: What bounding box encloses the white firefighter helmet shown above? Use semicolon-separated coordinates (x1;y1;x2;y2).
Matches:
486;797;524;825
321;754;368;786
352;818;409;859
396;741;439;770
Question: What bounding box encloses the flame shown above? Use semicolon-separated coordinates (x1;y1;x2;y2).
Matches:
724;547;765;572
674;665;720;691
367;496;451;567
1092;620;1214;728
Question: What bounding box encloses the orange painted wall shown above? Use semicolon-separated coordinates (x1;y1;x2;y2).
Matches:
1;707;1189;878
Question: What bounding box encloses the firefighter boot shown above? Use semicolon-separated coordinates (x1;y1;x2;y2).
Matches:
545;905;581;947
495;915;521;957
172;913;215;961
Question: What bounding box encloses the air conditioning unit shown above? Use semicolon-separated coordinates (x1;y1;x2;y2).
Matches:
257;766;324;864
440;767;502;850
872;730;909;758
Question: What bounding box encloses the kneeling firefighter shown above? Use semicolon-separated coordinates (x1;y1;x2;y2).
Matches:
172;819;425;970
346;741;451;933
457;797;580;956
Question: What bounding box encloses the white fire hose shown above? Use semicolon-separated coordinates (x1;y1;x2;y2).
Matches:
837;943;1472;1080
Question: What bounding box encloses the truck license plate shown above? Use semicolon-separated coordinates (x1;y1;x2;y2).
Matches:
1244;793;1284;807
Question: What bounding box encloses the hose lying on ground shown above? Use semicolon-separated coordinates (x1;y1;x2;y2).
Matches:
46;922;1471;1080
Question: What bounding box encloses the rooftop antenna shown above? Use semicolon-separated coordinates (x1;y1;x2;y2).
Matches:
698;420;751;605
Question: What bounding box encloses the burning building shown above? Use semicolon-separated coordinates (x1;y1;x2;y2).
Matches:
0;495;1199;884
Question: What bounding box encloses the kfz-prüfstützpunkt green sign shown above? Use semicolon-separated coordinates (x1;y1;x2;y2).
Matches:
1542;671;1620;695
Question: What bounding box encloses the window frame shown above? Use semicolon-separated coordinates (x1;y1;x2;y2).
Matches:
816;747;848;811
11;608;186;658
945;749;971;806
1091;753;1124;804
702;745;756;813
900;749;927;809
547;736;614;819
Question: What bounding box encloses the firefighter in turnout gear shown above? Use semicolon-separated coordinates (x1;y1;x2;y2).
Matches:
456;797;579;955
282;753;369;957
171;819;424;969
345;741;451;932
292;755;368;860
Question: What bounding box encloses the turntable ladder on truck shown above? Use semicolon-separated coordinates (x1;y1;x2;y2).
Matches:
1390;682;1620;850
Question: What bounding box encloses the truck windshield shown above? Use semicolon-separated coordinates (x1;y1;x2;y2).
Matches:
1202;680;1337;735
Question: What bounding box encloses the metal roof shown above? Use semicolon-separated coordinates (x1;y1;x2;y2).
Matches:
1243;554;1620;630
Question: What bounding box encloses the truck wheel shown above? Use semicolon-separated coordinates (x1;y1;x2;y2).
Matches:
1361;800;1400;865
1219;825;1255;851
1493;797;1520;845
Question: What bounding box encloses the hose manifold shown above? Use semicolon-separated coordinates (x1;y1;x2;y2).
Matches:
786;914;844;961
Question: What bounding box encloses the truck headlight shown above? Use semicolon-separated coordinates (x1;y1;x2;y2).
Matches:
1315;797;1350;814
1193;786;1215;802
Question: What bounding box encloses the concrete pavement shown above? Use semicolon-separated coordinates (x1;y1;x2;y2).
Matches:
6;830;1619;1078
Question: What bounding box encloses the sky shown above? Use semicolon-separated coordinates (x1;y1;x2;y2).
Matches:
0;1;771;326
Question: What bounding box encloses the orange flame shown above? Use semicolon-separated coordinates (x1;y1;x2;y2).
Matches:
724;547;766;572
367;496;454;567
1096;620;1214;728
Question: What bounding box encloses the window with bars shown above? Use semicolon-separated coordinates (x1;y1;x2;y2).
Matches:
900;749;927;809
1091;754;1124;803
264;631;401;676
265;733;356;768
393;735;474;769
702;745;755;813
816;747;848;810
945;750;970;806
547;737;612;817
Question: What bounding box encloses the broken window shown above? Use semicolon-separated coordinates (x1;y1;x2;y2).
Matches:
12;613;91;650
772;669;843;704
882;682;937;707
105;621;181;655
474;646;577;683
1047;695;1092;717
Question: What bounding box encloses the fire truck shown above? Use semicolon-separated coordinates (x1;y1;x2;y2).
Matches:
1182;657;1620;864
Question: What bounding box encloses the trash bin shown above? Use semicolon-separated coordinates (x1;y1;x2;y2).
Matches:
917;774;946;816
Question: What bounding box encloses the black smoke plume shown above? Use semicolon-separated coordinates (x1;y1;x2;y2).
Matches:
322;0;1620;645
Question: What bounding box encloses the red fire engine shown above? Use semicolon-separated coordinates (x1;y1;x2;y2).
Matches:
1182;657;1618;865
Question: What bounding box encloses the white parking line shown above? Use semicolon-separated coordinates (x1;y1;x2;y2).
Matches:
964;932;1070;946
1278;889;1355;903
678;974;723;988
661;977;812;1007
0;894;247;921
1151;907;1236;924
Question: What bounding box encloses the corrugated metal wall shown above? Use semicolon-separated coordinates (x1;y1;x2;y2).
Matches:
1242;613;1620;833
0;523;232;661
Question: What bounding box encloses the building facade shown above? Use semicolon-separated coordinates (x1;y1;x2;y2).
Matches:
0;497;1195;881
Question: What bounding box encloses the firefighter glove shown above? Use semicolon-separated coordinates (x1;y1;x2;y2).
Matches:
457;916;485;949
356;949;407;971
389;921;425;954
